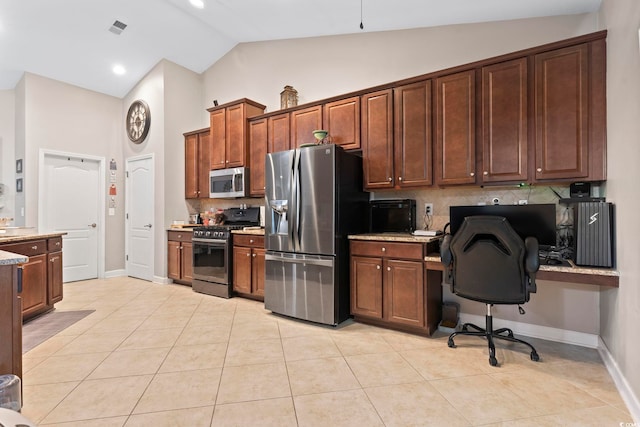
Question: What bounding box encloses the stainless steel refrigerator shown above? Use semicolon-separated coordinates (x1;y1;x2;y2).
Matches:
264;144;368;325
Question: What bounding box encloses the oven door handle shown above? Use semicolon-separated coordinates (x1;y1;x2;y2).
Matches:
192;238;227;245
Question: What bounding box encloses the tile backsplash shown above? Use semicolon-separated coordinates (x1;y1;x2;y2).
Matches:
371;184;575;232
192;183;577;233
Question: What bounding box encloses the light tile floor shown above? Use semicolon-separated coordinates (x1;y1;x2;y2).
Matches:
20;277;633;426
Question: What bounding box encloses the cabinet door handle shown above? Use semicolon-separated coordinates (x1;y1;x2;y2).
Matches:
252;253;256;257
381;247;386;252
387;177;392;182
56;242;61;246
247;253;251;257
376;265;381;270
469;172;475;177
398;176;402;181
483;171;488;175
32;245;38;250
387;266;391;271
249;239;254;244
537;167;542;172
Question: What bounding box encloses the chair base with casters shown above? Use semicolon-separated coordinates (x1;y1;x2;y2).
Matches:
447;303;539;367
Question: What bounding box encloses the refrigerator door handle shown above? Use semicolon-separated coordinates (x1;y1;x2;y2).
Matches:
291;149;302;251
265;253;334;268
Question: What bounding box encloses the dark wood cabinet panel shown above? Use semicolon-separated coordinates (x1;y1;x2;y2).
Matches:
481;58;528;183
323;96;360;150
249;118;268;196
384;259;425;328
534;44;589;180
21;254;47;318
1;237;63;320
182;242;193;283
210;108;226;170
435;70;476;186
47;251;63;304
184;133;198;198
291;105;322;147
268;113;291;153
167;240;181;281
350;256;383;319
184;129;210;199
350;240;439;335
232;234;265;300
252;248;265;297
209;99;266;170
0;264;22;380
197;131;211;198
167;231;192;285
394;81;432;187
361;89;394;189
233;246;252;295
226;103;246;168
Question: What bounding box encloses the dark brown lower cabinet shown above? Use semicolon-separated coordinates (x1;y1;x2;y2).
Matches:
233;234;265;300
350;240;441;335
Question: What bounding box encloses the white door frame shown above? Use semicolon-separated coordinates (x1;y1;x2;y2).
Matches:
125;153;154;280
38;149;106;279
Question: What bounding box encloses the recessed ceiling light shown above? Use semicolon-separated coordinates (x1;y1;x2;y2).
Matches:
113;65;126;76
189;0;205;9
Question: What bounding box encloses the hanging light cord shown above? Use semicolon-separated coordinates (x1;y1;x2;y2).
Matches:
360;0;364;30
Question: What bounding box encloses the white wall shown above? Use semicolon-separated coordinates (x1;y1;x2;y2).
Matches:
17;73;123;271
598;0;640;414
163;60;206;229
0;90;16;221
122;63;166;281
203;14;598;113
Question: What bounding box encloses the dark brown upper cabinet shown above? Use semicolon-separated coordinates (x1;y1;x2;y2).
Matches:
481;58;528;183
435;70;476;186
394;80;433;188
323;96;360;150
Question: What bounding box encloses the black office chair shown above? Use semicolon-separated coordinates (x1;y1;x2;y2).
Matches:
440;215;540;366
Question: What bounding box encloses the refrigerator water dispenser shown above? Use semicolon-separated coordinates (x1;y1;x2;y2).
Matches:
269;200;288;234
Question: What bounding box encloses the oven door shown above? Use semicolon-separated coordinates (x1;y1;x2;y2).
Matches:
192;238;229;284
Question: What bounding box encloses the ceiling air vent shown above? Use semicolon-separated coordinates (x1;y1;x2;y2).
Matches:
108;20;128;35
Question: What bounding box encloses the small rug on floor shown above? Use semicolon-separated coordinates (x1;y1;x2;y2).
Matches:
22;310;95;353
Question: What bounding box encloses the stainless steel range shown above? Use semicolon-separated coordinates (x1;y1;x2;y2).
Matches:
192;207;260;298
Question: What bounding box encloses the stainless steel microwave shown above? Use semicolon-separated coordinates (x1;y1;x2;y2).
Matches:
209;167;248;198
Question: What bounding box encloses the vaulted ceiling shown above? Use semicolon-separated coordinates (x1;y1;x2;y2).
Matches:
0;0;601;98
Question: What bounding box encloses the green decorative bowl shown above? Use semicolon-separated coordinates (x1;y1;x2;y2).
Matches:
313;130;328;141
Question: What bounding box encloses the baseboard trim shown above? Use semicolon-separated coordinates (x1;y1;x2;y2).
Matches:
458;313;599;348
598;337;640;422
104;269;126;278
153;275;171;284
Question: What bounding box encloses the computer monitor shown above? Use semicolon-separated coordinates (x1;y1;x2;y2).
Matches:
449;204;557;248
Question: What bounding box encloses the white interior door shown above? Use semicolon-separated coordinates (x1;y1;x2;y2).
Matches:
41;153;102;282
126;155;154;281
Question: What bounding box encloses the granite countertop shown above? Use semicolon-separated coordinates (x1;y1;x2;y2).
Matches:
0;250;29;265
423;254;619;277
348;233;440;243
0;231;67;244
231;228;265;236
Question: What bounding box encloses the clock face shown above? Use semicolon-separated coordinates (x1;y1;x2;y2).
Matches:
126;100;150;144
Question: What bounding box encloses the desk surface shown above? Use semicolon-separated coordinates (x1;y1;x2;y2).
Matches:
424;254;619;287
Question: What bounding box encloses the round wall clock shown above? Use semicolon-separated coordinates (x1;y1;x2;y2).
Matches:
126;100;151;144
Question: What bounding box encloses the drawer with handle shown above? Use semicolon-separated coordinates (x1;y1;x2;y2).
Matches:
1;240;47;256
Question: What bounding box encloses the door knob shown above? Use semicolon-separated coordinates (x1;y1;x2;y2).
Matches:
88;223;97;228
144;224;152;228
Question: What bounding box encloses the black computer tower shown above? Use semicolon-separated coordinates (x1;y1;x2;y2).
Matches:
574;202;614;268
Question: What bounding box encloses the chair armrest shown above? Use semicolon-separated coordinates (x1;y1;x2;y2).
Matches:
525;236;539;293
440;234;453;267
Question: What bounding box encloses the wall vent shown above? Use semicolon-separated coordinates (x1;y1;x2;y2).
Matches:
108;20;128;35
